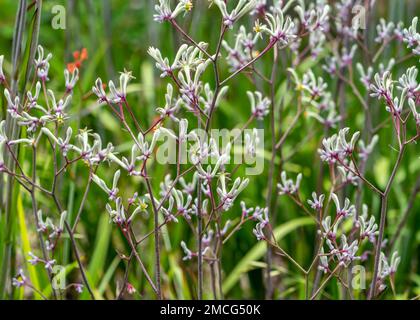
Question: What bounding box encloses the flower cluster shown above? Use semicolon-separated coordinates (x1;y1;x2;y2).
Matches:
377;251;401;292
213;0;257;29
402;17;420;55
153;0;193;23
277;171;302;195
319;128;360;164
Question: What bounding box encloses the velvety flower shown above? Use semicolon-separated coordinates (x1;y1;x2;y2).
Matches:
331;193;355;218
213;0;257;29
277;171;302;195
248;91;270;119
307;192;325;211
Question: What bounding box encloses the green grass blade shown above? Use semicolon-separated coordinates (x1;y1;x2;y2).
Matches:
17;195;42;299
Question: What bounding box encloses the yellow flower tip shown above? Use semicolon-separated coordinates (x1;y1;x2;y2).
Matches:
79;127;90;135
296;83;304;91
120;68;136;81
57;115;65;125
185;1;193;11
253;20;262;34
139;201;148;211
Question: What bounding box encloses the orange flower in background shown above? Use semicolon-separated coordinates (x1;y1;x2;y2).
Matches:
67;48;88;73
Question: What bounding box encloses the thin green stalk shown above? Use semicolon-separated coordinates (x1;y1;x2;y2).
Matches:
0;0;28;298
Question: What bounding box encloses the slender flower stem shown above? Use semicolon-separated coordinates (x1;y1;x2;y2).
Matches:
222;217;252;244
26;283;48;300
311;265;341;300
275;94;304;149
64;221;96;300
52;194;95;300
197;115;204;300
30;146;58;299
125;229;159;296
117;253;133;299
265;45;279;299
337;158;383;196
123;99;143;135
220;40;276;86
71;172;94;232
336;72;369;111
170;19;213;60
264;238;307;275
368;143;405;299
143;166;162;300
